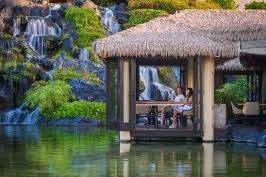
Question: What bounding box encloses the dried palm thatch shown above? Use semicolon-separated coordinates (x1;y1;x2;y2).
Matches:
216;58;247;71
94;10;266;60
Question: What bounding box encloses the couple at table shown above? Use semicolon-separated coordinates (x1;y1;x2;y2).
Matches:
160;86;193;128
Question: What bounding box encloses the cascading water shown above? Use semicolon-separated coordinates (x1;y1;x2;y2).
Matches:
101;6;120;34
0;104;42;125
139;66;176;100
25;18;61;56
13;18;21;37
79;48;89;60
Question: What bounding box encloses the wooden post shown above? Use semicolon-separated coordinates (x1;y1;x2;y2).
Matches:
120;59;131;141
203;57;214;142
187;59;194;88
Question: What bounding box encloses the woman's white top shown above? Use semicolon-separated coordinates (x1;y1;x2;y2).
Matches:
174;94;185;102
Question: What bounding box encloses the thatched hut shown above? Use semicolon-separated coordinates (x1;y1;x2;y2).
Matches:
94;10;266;141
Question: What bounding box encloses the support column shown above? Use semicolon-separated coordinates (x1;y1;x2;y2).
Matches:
187;59;194;88
203;57;214;142
120;60;131;141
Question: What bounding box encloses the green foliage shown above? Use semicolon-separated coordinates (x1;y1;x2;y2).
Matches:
51;101;106;120
215;76;247;104
124;9;168;28
91;0;116;6
245;1;266;9
213;0;236;9
128;0;190;13
52;68;83;81
65;6;105;48
25;80;75;117
193;0;221;9
0;48;37;81
158;66;178;89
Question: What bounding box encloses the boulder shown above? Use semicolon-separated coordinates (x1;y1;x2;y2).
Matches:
258;131;266;147
112;3;129;24
69;79;106;102
230;126;263;143
55;56;105;81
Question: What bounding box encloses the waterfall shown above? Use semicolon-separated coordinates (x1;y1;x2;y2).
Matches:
0;39;17;51
0;104;42;125
101;7;120;34
139;66;176;100
13;18;21;37
79;48;89;60
25;18;61;56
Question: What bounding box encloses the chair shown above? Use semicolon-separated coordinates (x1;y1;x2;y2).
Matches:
231;102;243;122
181;109;193;128
136;105;150;125
242;102;261;125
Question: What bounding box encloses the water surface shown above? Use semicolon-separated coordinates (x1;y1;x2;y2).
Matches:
0;126;266;177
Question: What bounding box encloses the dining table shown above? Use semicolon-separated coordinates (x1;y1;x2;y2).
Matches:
136;101;191;127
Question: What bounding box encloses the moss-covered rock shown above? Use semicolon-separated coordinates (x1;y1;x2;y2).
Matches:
124;9;168;29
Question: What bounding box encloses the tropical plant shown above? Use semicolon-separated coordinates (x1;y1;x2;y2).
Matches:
124;9;168;28
25;80;75;117
213;0;236;9
193;0;221;9
51;101;106;120
128;0;190;13
245;1;266;9
65;7;105;48
52;68;83;81
215;76;247;104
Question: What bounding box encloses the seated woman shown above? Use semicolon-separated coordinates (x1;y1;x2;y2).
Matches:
169;88;193;128
160;86;186;126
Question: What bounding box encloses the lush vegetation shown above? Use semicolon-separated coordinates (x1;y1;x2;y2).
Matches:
245;1;266;9
25;81;75;117
52;68;83;81
213;0;236;9
215;76;247;104
65;7;105;61
128;0;190;13
52;67;102;85
25;80;105;120
194;0;221;9
65;7;105;48
124;9;168;28
52;101;106;120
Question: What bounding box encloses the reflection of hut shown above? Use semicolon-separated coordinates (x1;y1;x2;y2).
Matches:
94;10;266;141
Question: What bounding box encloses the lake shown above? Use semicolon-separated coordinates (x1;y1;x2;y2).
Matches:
0;126;266;177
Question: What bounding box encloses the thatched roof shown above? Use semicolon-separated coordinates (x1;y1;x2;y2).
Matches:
215;58;246;71
94;10;266;60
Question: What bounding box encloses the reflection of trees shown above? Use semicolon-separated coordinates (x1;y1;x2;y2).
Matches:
1;127;266;177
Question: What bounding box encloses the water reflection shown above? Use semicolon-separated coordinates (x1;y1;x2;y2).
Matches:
0;126;266;177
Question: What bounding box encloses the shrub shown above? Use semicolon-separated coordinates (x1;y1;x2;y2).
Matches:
213;0;236;9
128;0;190;13
65;7;105;48
52;68;83;81
245;1;266;9
215;76;247;104
25;80;75;117
51;101;106;120
194;0;221;9
91;0;117;6
124;9;168;28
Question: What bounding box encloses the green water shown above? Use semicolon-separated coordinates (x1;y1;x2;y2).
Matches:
0;126;266;177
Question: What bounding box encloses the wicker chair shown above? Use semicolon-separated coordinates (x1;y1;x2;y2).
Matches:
181;109;193;128
242;102;261;125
